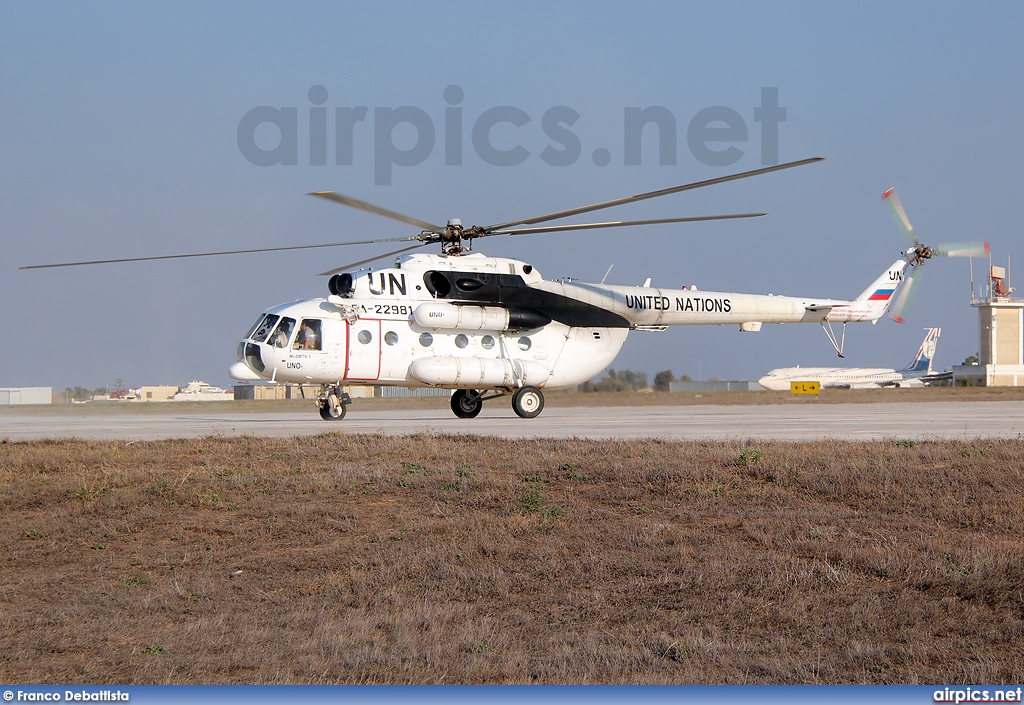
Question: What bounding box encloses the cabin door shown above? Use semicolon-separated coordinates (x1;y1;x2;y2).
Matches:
346;319;381;381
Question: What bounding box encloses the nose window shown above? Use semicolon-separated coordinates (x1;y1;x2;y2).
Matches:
244;343;265;372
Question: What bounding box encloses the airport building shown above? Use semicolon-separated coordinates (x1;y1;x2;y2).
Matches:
234;384;320;400
954;265;1024;386
233;384;373;400
669;381;764;392
0;387;53;405
232;384;451;400
135;385;179;401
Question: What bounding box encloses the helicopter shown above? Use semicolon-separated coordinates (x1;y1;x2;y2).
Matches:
23;157;980;421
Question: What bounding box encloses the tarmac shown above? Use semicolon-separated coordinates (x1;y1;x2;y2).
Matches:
2;400;1022;441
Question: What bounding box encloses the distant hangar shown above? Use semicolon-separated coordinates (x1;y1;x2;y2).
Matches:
0;387;52;405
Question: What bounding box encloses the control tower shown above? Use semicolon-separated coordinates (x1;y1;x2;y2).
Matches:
954;264;1024;386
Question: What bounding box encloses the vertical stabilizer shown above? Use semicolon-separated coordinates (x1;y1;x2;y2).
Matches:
853;259;909;319
904;328;940;373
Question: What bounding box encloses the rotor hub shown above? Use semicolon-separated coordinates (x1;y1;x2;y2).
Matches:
440;218;467;255
908;243;934;266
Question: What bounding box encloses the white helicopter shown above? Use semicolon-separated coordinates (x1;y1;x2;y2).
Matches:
22;158;982;421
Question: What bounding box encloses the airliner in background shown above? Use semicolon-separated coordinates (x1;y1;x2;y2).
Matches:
758;328;949;390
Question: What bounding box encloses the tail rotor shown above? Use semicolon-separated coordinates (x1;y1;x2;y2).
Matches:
881;188;988;323
887;263;921;324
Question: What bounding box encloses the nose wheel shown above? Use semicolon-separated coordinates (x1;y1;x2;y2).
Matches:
511;386;544;419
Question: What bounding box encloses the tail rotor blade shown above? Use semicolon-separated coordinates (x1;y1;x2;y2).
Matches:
935;241;990;258
882;188;918;244
888;265;922;324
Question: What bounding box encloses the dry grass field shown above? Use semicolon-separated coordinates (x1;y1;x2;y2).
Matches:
2;433;1023;684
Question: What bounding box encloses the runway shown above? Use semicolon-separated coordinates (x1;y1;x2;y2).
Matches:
2;400;1022;441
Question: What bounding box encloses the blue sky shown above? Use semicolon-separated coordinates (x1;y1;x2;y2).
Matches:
3;1;1023;390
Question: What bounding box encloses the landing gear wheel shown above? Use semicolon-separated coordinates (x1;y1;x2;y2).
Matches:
318;391;349;421
451;389;483;419
319;399;346;421
511;386;544;419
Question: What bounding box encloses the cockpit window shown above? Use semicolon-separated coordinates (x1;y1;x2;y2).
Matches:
250;314;279;343
245;317;264;340
270;317;296;348
294;319;322;350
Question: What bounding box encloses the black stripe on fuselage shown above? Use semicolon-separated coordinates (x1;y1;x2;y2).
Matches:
424;270;630;328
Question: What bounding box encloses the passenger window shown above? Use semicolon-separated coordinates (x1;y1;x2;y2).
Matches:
295;319;322;350
481;335;495;350
252;314;279;343
419;332;433;347
270;317;296;348
357;329;372;344
384;331;398;346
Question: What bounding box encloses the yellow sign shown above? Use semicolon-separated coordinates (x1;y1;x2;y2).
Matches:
790;381;820;395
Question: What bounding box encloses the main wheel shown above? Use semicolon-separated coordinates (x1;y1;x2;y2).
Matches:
319;395;347;421
451;389;483;418
511;386;544;419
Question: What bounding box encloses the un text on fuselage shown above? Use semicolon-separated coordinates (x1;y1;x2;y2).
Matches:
624;293;732;313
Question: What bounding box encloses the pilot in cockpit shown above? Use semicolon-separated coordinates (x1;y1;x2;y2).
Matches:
271;319;294;348
296;321;320;350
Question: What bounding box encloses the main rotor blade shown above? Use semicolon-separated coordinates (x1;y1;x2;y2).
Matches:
935;241;990;258
318;243;430;276
888;264;922;324
882;187;917;244
485;213;766;237
20;236;427;270
310;192;444;233
486;157;824;231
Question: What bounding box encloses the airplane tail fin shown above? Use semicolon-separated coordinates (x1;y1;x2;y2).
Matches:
853;259;909;319
904;327;940;373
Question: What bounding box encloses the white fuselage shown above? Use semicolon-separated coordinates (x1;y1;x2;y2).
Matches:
229;252;904;393
231;254;631;391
